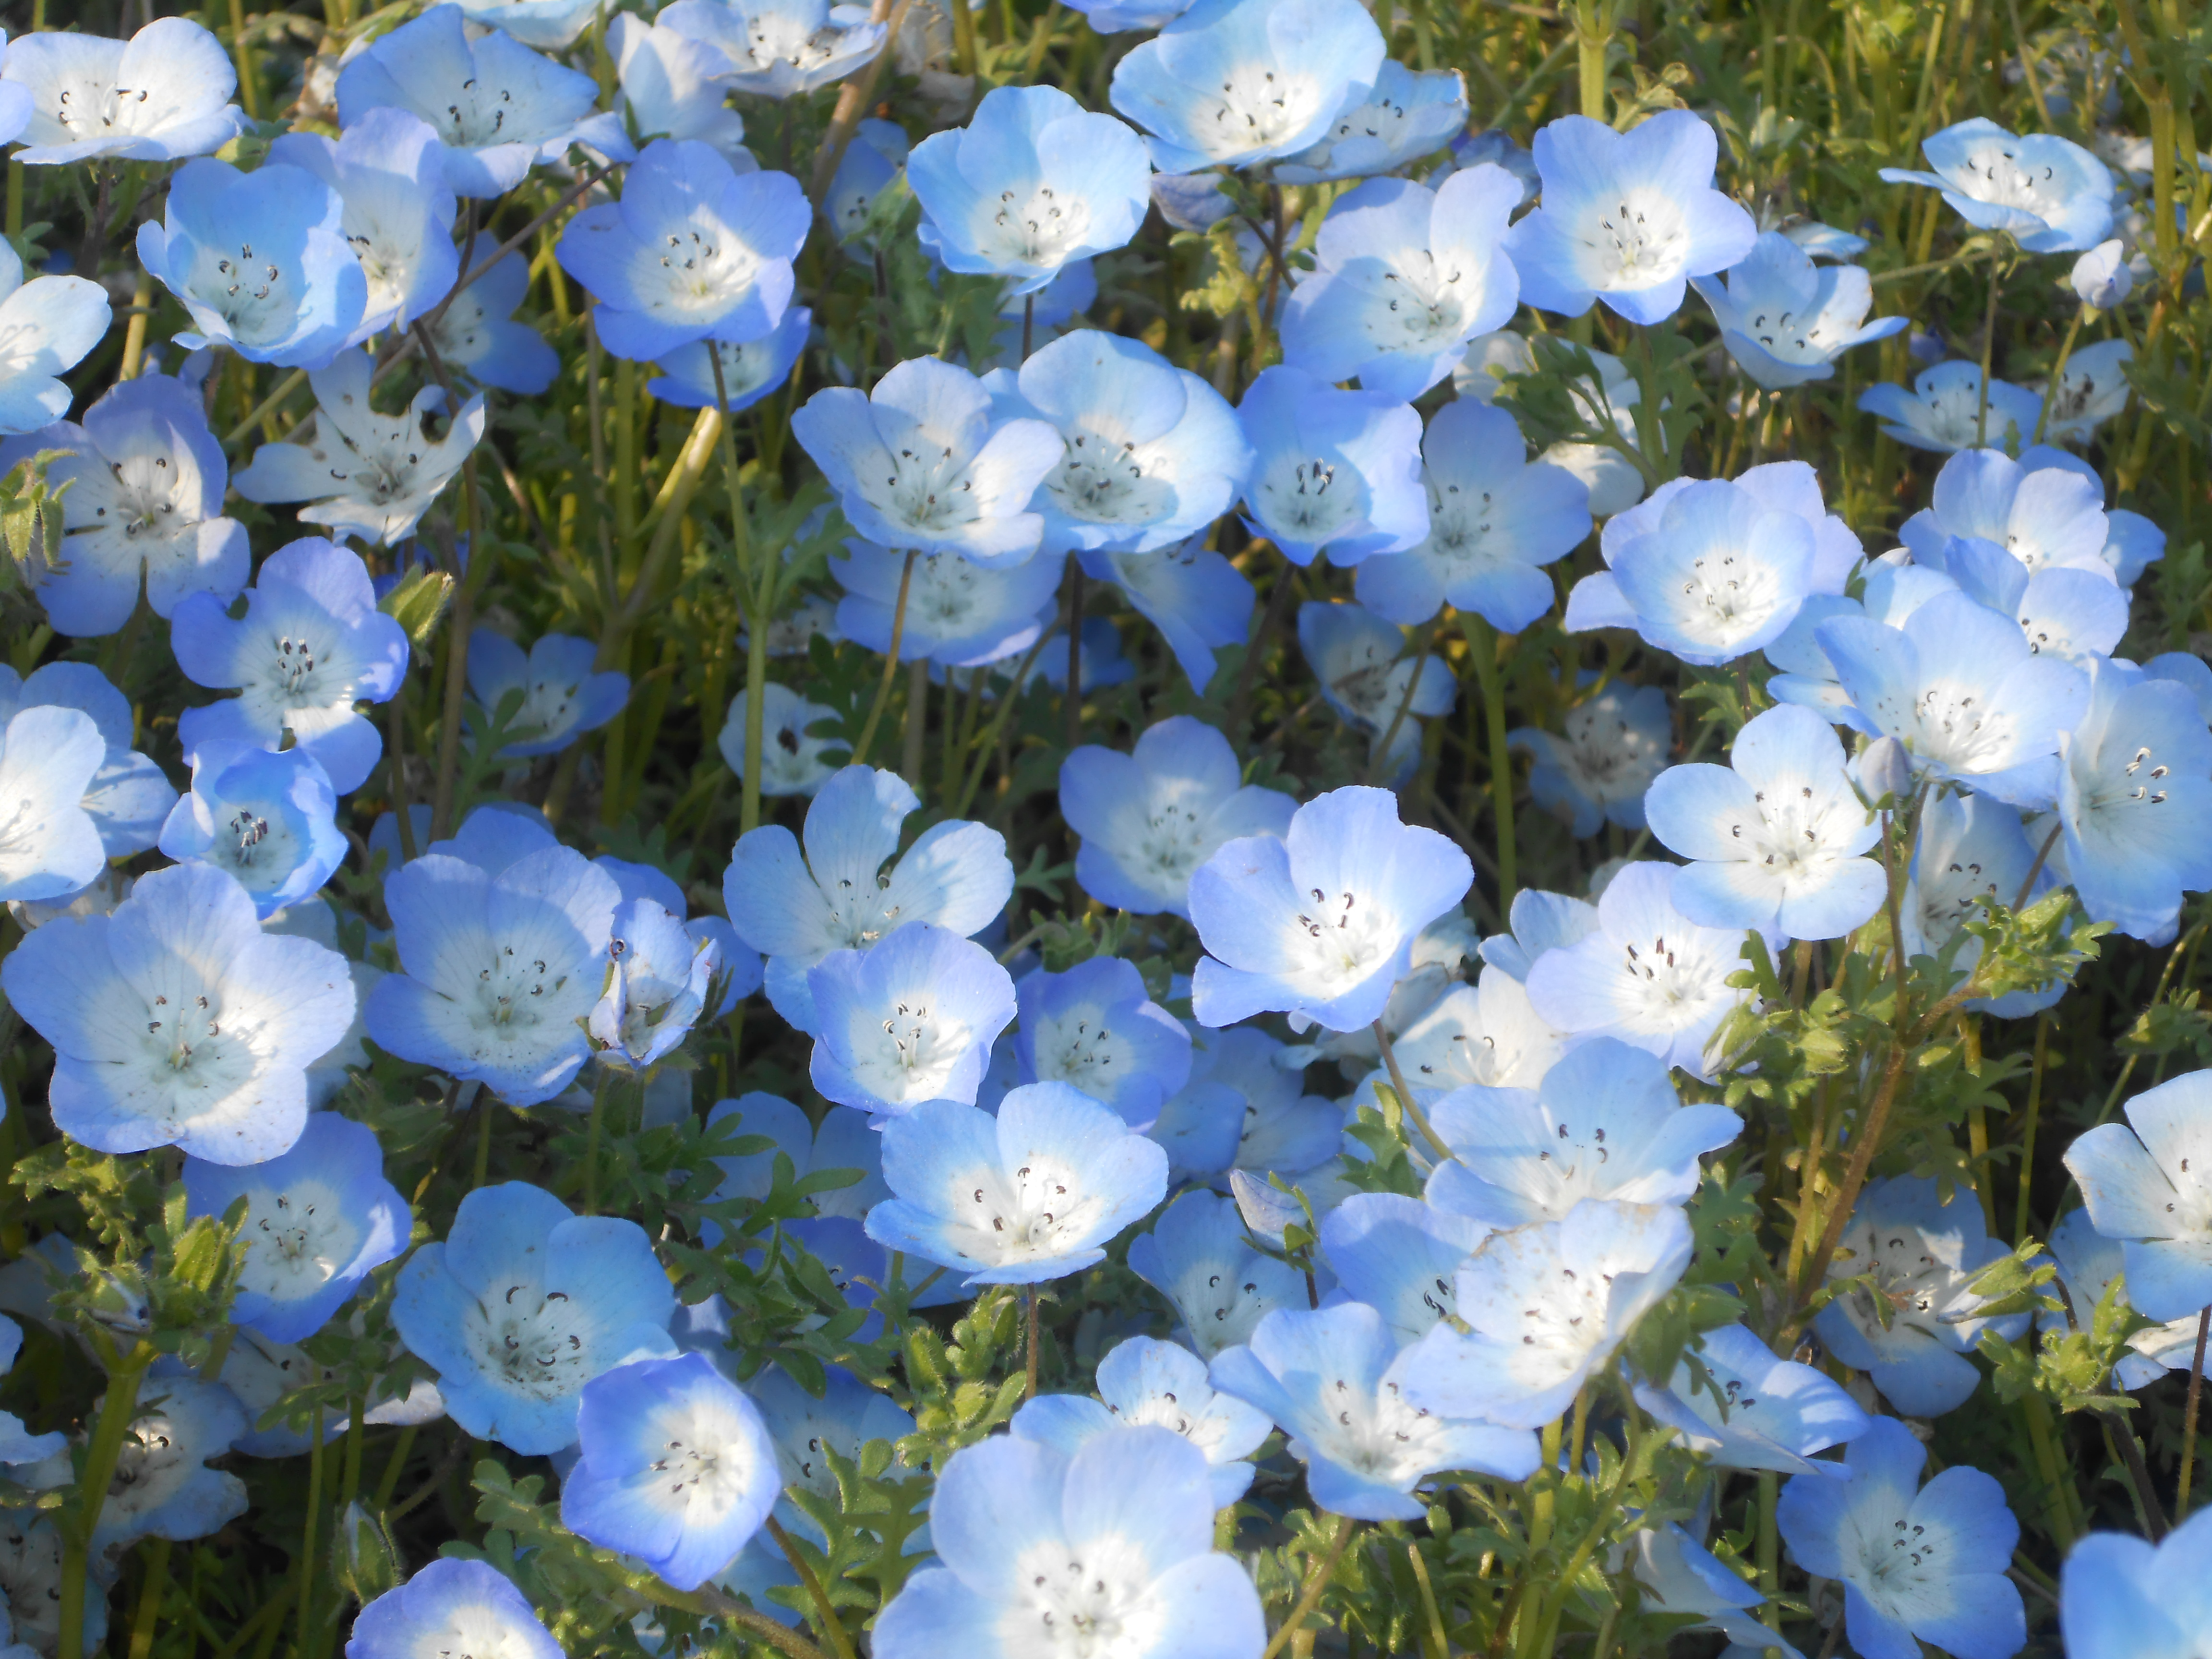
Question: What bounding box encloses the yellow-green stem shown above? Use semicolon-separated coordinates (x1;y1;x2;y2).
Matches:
59;1342;156;1659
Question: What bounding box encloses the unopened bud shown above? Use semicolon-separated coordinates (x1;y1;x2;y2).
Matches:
2069;240;2133;311
1857;736;1913;805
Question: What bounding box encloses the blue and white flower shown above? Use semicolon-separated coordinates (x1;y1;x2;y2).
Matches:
1692;230;1906;388
1012;955;1191;1130
1880;116;2114;252
1273;61;1470;184
1236;365;1428;567
464;631;629;759
157;744;347;921
808;923;1018;1119
1632;1321;1873;1476
350;1560;561;1659
658;0;891;99
1013;1334;1270;1509
3;18;244;166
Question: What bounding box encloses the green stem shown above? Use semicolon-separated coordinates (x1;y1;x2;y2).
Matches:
1261;1517;1360;1659
125;1539;170;1659
583;1068;611;1215
2032;303;2089;446
1974;239;2007;448
60;1343;156;1659
1371;1020;1451;1161
849;550;918;769
1460;615;1518;909
2179;1306;2211;1516
765;1515;859;1659
706;350;770;836
295;1407;326;1656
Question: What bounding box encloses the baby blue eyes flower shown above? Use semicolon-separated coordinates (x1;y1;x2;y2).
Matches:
1280;168;1522;401
865;1082;1168;1285
1014;1334;1270;1509
1597;476;1819;666
136;158;366;370
559;1353;781;1592
1062;0;1199;32
555;140;809;362
723;764;1014;1033
831;539;1061;665
393;1181;678;1455
1129;1189;1309;1357
171;537;409;796
1013;955;1190;1128
180;1112;408;1344
2041;336;2134;446
17;367;247;638
1273;61;1470;184
1422;1037;1743;1228
427;251;559;395
0;1317;64;1467
1692;229;1907;389
1188;784;1473;1034
908;85;1152;294
1896;445;2111;581
1858;360;2044;454
157;744;346;921
607;14;751;166
0;704;107;902
365;844;620;1106
1775;1416;2025;1659
2064;1069;2212;1323
648;305;812;412
872;1426;1263;1659
718;681;844;798
808;922;1018;1118
1060;715;1295;918
1351;401;1591;633
589;898;720;1072
0;243;108;437
335;7;633;200
1081;533;1254;695
266;108;460;344
1212;1302;1539;1521
1108;0;1385;175
2070;238;2133;309
2056;659;2212;943
2060;1510;2212;1659
1901;790;2061;1019
1506;109;1757;325
1644;703;1885;940
1627;1524;1804;1657
1;862;356;1164
465;630;630;759
90;1370;250;1552
658;0;891;98
797;355;1063;568
3;17;244;166
449;0;606;51
1297;600;1455;780
1509;678;1671;838
1631;1321;1873;1477
349;1559;561;1659
989;329;1251;558
1315;1192;1491;1344
1236;365;1427;568
1810;1174;2021;1417
1880;116;2115;253
1398;1199;1692;1426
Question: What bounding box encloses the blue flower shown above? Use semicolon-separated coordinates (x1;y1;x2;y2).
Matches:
608;14;751;166
1595;476;1820;665
1627;1524;1805;1657
1014;1334;1269;1508
1880;117;2114;252
825;118;910;250
450;0;606;50
1818;588;2089;808
1129;1190;1310;1358
2038;1208;2206;1389
1297;600;1456;781
1506;110;1757;325
718;680;845;798
1080;534;1254;694
1012;956;1190;1128
1776;1416;2023;1659
1211;1301;1537;1519
1281;169;1521;400
3;372;242;637
1108;0;1385;175
1524;863;1761;1079
1422;1036;1742;1227
1273;61;1470;184
1896;445;2112;581
0;703;107;902
428;251;559;395
987;330;1250;557
137;158;366;369
2;863;354;1162
560;1353;781;1591
1508;678;1671;837
1236;365;1427;567
465;631;630;760
909;86;1151;293
365;844;620;1106
1644;703;1885;939
1316;1193;1490;1345
393;1181;677;1454
3;18;244;165
158;744;346;921
2064;1070;2212;1323
1479;887;1600;980
866;1082;1167;1285
1631;1321;1873;1476
555;140;808;361
808;923;1018;1119
831;540;1062;666
349;1560;560;1659
708;1092;890;1221
723;765;1014;1034
1352;401;1590;632
181;1113;408;1343
266;108;459;344
1397;1199;1692;1426
1060;715;1295;918
2070;238;2133;309
89;1371;248;1551
1858;361;2043;454
2042;336;2134;445
589;899;721;1071
795;356;1064;568
1338;970;1565;1117
2055;659;2212;942
171;537;408;796
1189;784;1470;1032
1692;230;1906;388
0;1317;62;1467
744;1359;918;1518
649;305;812;412
1902;790;2063;1018
335;8;633;199
658;0;890;98
1811;1174;2021;1416
2060;1511;2212;1659
0;247;104;449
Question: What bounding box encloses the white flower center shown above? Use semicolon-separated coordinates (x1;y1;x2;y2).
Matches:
1195;64;1334;159
1906;680;2019;773
864;452;985;536
134;986;259;1106
1307;1374;1454;1483
847;995;974;1102
1032;1006;1126;1095
747;13;850;72
1584;189;1691;288
50;72;165;140
1280;885;1398;998
469;943;569;1034
1418;482;1507;576
645;222;765;324
986;182;1093;268
1001;1535;1162;1659
1612;929;1725;1019
1949;140;2072;219
190;237;302;348
239;1179;363;1305
645;1394;770;1518
954;1154;1104;1263
469;1278;600;1401
1253;453;1362;541
1366;250;1480;350
1046;431;1174;527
